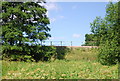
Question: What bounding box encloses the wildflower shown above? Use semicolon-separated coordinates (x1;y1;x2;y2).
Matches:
36;68;40;71
21;68;26;71
7;73;11;75
61;74;66;76
78;75;82;78
27;76;33;79
34;68;40;72
41;70;44;72
59;78;64;79
92;63;97;65
41;77;45;79
52;77;56;79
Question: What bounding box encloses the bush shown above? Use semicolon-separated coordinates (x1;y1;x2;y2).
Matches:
31;46;56;62
2;44;71;62
2;44;56;62
2;44;33;62
98;40;119;65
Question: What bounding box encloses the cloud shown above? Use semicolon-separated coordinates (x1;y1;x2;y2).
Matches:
49;37;55;40
39;2;64;23
38;2;58;11
45;3;58;11
72;34;81;38
38;2;59;16
50;18;56;22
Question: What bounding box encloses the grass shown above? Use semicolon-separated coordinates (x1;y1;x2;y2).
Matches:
66;47;98;61
2;47;118;79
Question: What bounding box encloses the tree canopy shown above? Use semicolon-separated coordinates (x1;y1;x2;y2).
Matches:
1;1;69;62
2;2;50;46
90;2;120;65
1;1;53;61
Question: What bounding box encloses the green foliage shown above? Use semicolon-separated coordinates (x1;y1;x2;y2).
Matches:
31;46;56;62
2;44;70;62
98;40;119;65
83;34;99;46
55;46;70;60
2;44;32;61
90;2;120;65
2;2;51;45
2;45;57;62
1;2;58;62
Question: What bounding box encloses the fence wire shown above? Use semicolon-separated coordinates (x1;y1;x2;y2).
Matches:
41;41;85;46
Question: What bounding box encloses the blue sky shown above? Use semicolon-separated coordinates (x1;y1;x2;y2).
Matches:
43;2;109;46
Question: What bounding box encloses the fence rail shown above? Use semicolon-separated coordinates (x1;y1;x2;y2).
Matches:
42;41;73;46
41;41;96;46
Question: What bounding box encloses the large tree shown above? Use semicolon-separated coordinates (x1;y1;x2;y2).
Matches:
2;1;53;61
2;2;50;46
90;2;120;65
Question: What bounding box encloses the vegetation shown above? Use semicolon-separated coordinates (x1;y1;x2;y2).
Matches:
2;1;119;65
55;46;70;60
1;1;119;79
82;34;98;46
1;2;58;62
84;2;120;65
2;48;118;79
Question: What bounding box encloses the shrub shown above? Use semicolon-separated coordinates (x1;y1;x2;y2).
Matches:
31;46;56;62
2;45;56;62
98;40;119;65
2;44;33;62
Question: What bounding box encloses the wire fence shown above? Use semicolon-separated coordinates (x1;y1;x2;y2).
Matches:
41;41;85;46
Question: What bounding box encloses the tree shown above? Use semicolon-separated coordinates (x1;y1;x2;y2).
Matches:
90;2;120;65
2;2;54;61
2;2;50;46
83;34;98;46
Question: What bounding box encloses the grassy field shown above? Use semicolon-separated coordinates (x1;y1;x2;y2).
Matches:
2;47;118;79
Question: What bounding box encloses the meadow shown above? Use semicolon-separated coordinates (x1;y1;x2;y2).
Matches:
2;47;118;79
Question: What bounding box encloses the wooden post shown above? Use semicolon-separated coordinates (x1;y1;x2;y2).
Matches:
61;41;62;46
71;41;72;50
50;41;52;46
71;41;72;47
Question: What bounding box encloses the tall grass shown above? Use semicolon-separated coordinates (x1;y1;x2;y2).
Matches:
66;47;98;61
2;47;118;79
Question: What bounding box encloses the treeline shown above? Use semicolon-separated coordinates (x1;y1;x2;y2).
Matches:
84;2;120;65
82;34;99;46
3;45;70;62
1;2;70;62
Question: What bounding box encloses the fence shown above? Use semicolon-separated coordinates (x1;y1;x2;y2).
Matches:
41;41;85;46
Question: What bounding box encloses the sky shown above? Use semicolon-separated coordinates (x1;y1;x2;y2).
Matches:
43;2;109;46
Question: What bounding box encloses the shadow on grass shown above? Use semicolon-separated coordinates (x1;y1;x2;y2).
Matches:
55;46;70;60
